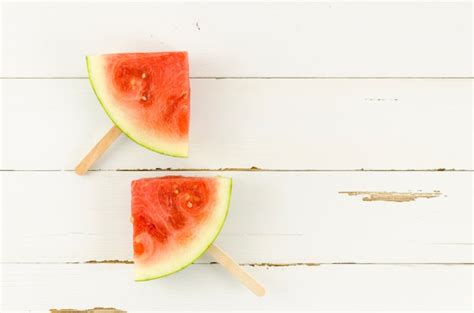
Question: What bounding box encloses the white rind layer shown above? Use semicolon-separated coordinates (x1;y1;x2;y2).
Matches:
134;177;232;281
86;55;189;157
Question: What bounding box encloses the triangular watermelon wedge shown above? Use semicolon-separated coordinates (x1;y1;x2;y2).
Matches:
87;52;190;157
131;176;232;281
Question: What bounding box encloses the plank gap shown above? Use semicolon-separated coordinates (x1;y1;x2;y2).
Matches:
1;168;472;172
3;261;473;267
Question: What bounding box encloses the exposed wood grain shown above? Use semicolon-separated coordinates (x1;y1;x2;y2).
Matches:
2;171;471;263
2;264;471;311
2;2;471;77
3;79;472;170
339;191;442;202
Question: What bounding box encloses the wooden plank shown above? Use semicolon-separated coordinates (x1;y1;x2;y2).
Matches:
2;264;471;311
2;2;471;77
2;171;471;263
2;79;472;170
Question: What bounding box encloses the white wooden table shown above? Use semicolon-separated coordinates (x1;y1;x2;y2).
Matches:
1;2;473;311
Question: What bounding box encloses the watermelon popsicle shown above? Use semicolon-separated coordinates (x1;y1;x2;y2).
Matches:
75;52;265;295
132;175;265;296
75;52;190;175
132;176;231;281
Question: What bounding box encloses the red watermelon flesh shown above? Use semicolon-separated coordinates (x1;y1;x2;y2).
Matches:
131;176;232;281
87;52;190;157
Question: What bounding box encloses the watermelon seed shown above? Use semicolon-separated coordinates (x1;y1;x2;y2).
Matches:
174;189;179;194
141;96;148;101
142;73;146;79
187;202;193;208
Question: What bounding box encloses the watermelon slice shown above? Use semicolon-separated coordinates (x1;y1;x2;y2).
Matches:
86;52;190;157
131;176;232;281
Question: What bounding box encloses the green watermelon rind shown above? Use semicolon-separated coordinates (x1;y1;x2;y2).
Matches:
134;177;232;281
86;56;188;158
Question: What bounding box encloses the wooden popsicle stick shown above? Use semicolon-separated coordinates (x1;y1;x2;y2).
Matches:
77;128;264;296
207;244;266;297
75;125;122;175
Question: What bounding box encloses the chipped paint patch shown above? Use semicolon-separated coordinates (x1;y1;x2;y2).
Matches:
364;97;398;102
208;261;320;267
247;262;320;267
50;308;126;313
339;191;442;202
85;260;133;264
